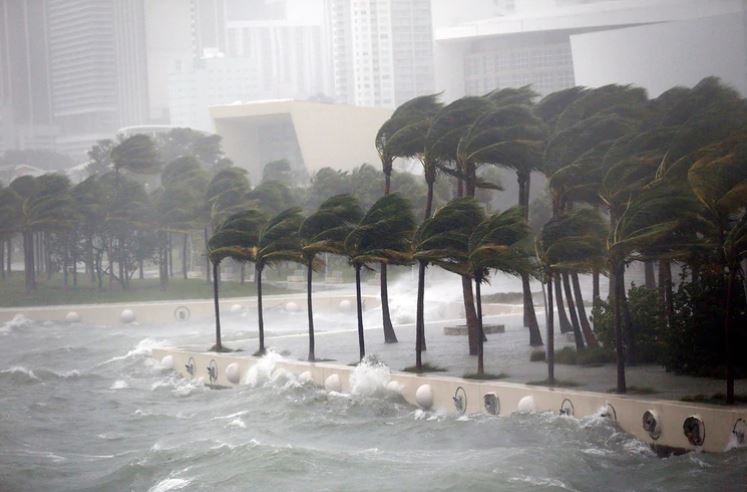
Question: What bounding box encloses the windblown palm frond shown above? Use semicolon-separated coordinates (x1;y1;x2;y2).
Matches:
344;193;416;266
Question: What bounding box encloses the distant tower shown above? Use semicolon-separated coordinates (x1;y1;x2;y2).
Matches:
46;0;150;157
0;0;57;152
325;0;435;107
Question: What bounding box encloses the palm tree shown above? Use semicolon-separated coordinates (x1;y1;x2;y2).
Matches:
254;208;305;355
299;194;363;361
207;209;266;351
412;198;485;370
1;175;74;293
466;208;533;376
456;95;546;346
685;131;747;404
537;209;608;385
344;194;416;360
425;96;491;354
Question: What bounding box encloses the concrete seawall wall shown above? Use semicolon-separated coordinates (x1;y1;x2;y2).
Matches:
152;348;747;455
0;294;381;325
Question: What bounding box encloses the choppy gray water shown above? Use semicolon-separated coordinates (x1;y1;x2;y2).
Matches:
1;315;745;492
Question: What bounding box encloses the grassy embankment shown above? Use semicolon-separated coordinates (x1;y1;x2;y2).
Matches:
0;274;291;307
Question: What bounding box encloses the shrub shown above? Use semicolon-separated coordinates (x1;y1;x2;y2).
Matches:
591;285;665;364
529;349;546;362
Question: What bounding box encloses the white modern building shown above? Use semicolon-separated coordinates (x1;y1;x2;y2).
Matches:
434;0;747;102
210;100;391;182
168;56;262;132
325;0;435;107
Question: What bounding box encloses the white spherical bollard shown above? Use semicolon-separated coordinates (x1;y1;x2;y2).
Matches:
120;309;136;324
386;380;403;395
230;303;242;314
339;299;352;312
415;384;433;410
324;373;341;392
160;355;174;370
225;362;241;384
517;395;536;414
65;311;80;323
298;371;313;384
285;301;299;312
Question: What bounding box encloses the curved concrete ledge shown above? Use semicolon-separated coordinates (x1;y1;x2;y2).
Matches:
0;293;380;325
152;347;746;454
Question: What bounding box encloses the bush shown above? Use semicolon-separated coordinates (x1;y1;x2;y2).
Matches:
591;285;665;364
529;349;546;362
663;270;747;378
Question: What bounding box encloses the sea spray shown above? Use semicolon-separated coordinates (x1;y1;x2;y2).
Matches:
349;355;391;397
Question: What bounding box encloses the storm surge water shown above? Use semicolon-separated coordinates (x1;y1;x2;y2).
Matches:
0;317;745;492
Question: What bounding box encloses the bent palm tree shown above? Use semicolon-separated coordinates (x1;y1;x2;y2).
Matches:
465;208;533;376
412;198;485;370
207;209;266;351
344;194;416;360
255;208;305;355
299;195;363;361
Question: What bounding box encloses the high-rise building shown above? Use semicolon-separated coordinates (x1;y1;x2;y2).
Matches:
46;0;150;157
434;0;747;102
325;0;435;107
0;0;57;153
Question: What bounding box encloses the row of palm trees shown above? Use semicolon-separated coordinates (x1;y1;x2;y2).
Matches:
209;76;747;403
208;192;532;378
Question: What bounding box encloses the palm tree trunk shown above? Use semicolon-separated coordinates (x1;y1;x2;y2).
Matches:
307;259;315;362
546;273;555;385
182;233;189;280
240;263;245;285
23;231;32;293
562;272;585;350
424;179;435;220
554;273;572;333
658;260;674;328
168;232;174;278
572;272;597;348
45;233;52;280
415;260;426;371
257;264;265;355
725;265;736;404
204;226;211;284
384;172;391;196
380;264;398;343
518;173;542;346
0;239;5;280
644;261;656;289
7;237;12;276
462;275;480;354
613;261;626;394
355;264;365;360
475;277;485;376
592;268;600;304
212;261;222;351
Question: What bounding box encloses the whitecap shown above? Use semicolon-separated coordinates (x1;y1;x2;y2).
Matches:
110;380;129;390
148;478;191;492
100;338;169;365
227;418;246;429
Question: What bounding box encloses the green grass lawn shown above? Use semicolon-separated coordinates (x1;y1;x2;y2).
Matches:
0;274;291;307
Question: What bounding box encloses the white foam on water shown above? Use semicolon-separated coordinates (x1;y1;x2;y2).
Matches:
211;410;249;421
148;478;191;492
1;365;39;381
227;418;246;429
110;380;129;390
101;338;170;365
150;374;204;397
0;314;33;335
245;351;285;388
349;355;391;396
508;475;579;491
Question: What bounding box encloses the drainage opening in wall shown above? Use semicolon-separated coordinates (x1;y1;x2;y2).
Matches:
185;357;196;377
559;398;574;416
733;418;746;446
683;415;705;447
642;410;662;440
483;393;500;415
174;306;191;321
453;386;467;415
207;359;218;385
